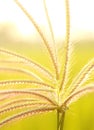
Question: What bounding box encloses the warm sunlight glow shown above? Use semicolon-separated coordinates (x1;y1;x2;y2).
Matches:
0;0;94;38
0;1;94;129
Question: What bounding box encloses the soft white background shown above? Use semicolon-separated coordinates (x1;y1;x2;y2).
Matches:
0;0;94;39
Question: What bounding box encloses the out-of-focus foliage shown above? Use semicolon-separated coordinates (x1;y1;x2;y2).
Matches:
0;0;94;129
0;39;94;130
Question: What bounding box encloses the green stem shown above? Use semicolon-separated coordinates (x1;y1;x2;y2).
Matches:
60;111;65;130
57;110;60;130
57;110;65;130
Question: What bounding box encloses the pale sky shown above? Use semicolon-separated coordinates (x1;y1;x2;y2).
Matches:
0;0;94;39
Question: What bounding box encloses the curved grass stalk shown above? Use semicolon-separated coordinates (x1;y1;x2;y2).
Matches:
0;60;55;83
0;107;56;128
0;67;43;81
60;0;70;90
1;88;54;93
0;95;12;101
63;86;94;107
1;0;94;129
0;90;56;105
26;88;54;93
43;0;59;79
0;99;38;109
0;98;47;109
0;102;52;116
14;0;59;78
43;0;55;45
68;59;94;94
0;48;54;81
0;60;23;63
0;87;54;93
0;80;54;89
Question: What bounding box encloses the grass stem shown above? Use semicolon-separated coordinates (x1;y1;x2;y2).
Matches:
57;110;59;130
60;111;65;130
57;110;65;130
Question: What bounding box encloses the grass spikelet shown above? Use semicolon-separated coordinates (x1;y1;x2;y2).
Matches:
60;0;70;90
0;67;44;81
0;0;94;129
14;0;58;77
0;48;54;81
0;102;52;116
0;80;54;89
0;90;56;105
63;86;94;107
0;95;11;101
68;59;94;93
0;107;56;128
43;0;59;79
0;99;38;109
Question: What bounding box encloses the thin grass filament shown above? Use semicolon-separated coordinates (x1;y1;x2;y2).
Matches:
0;67;44;81
0;48;54;80
0;107;56;128
0;102;53;116
0;0;94;129
43;0;59;79
0;90;56;106
68;59;94;94
60;0;70;91
14;0;59;78
63;86;94;107
0;98;38;109
0;80;55;89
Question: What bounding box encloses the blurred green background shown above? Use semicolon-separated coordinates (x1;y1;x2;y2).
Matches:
0;34;94;130
0;0;94;129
